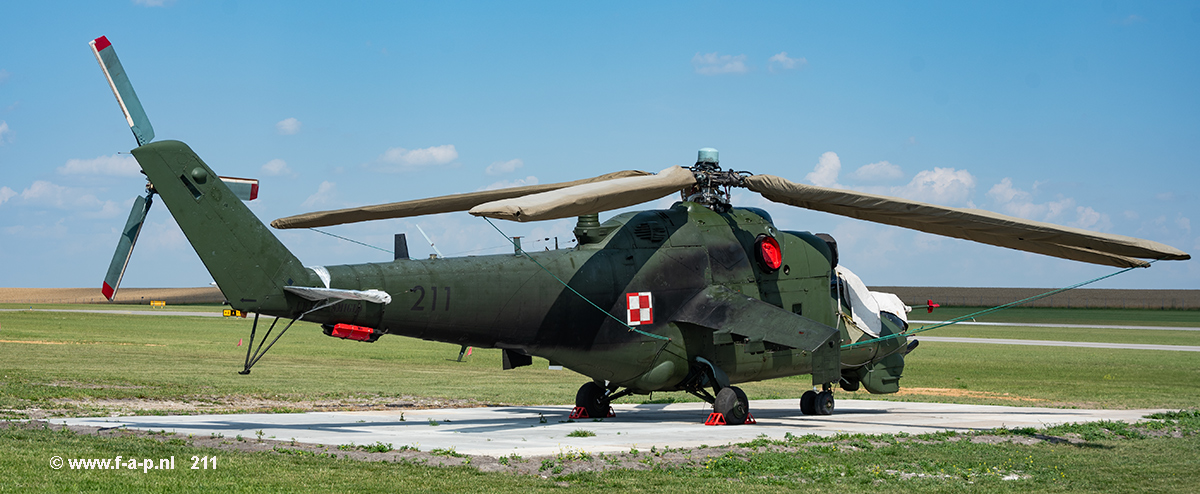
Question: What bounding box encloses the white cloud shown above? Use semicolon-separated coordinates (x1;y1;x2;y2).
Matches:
82;199;125;219
56;154;140;176
485;159;524;176
261;158;294;177
893;168;976;207
1073;206;1110;230
805;152;843;188
850;161;903;182
986;177;1111;229
276;118;302;135
481;176;539;191
800;152;976;207
0;121;11;145
987;178;1073;220
692;52;748;75
375;144;458;170
133;0;174;7
16;180;108;211
301;181;336;208
0;70;9;83
767;51;806;73
0;186;15;204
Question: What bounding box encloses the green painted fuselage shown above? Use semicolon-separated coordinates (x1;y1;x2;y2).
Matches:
132;140;906;395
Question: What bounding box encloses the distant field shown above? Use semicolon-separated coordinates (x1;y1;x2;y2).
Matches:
0;287;224;305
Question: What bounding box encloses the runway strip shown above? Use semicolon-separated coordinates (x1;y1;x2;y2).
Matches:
910;320;1200;331
917;336;1200;352
57;400;1165;457
0;308;226;318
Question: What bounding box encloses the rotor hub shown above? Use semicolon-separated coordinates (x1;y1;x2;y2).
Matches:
685;148;750;212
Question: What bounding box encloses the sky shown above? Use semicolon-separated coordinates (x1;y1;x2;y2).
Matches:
0;1;1197;291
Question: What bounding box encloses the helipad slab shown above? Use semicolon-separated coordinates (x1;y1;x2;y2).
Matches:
58;400;1165;457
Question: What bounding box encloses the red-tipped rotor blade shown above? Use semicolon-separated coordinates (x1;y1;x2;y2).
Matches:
101;194;152;301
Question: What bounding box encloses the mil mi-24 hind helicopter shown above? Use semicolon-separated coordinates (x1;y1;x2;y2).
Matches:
92;36;1190;424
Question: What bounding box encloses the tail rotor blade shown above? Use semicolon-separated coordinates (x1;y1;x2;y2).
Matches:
89;35;154;146
102;194;153;301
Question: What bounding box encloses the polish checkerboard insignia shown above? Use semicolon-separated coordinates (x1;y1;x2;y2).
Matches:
626;292;653;326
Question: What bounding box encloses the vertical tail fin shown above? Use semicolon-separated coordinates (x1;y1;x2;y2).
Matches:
131;140;312;314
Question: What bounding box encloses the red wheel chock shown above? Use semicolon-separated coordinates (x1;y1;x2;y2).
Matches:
705;412;756;425
569;406;616;420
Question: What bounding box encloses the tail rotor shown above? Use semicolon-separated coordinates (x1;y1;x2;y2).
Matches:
91;35;262;301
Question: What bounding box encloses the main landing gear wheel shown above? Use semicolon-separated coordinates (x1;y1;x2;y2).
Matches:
714;386;750;425
800;390;817;415
575;382;609;418
800;390;834;415
814;390;834;415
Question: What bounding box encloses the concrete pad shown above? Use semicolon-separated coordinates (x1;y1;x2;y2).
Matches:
56;400;1167;457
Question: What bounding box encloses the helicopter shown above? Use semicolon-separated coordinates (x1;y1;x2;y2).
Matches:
91;36;1190;424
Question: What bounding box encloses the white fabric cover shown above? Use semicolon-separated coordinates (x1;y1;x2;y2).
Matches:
284;286;392;305
834;265;882;336
871;291;911;323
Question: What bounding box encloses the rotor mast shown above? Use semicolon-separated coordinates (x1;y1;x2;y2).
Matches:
684;148;749;213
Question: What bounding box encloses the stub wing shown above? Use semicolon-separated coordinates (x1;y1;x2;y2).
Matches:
672;286;841;386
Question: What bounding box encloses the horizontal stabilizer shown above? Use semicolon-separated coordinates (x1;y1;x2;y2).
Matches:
283;286;392;304
90;36;154;146
219;176;259;201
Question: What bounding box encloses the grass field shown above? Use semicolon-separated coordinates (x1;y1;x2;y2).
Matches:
3;305;1198;415
2;304;1198;492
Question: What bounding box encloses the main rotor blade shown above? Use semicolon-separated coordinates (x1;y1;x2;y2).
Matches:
469;166;698;222
270;170;652;229
102;194;153;301
745;174;1190;268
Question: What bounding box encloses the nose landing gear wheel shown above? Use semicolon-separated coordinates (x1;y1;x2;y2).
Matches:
575;382;609;419
714;386;750;425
